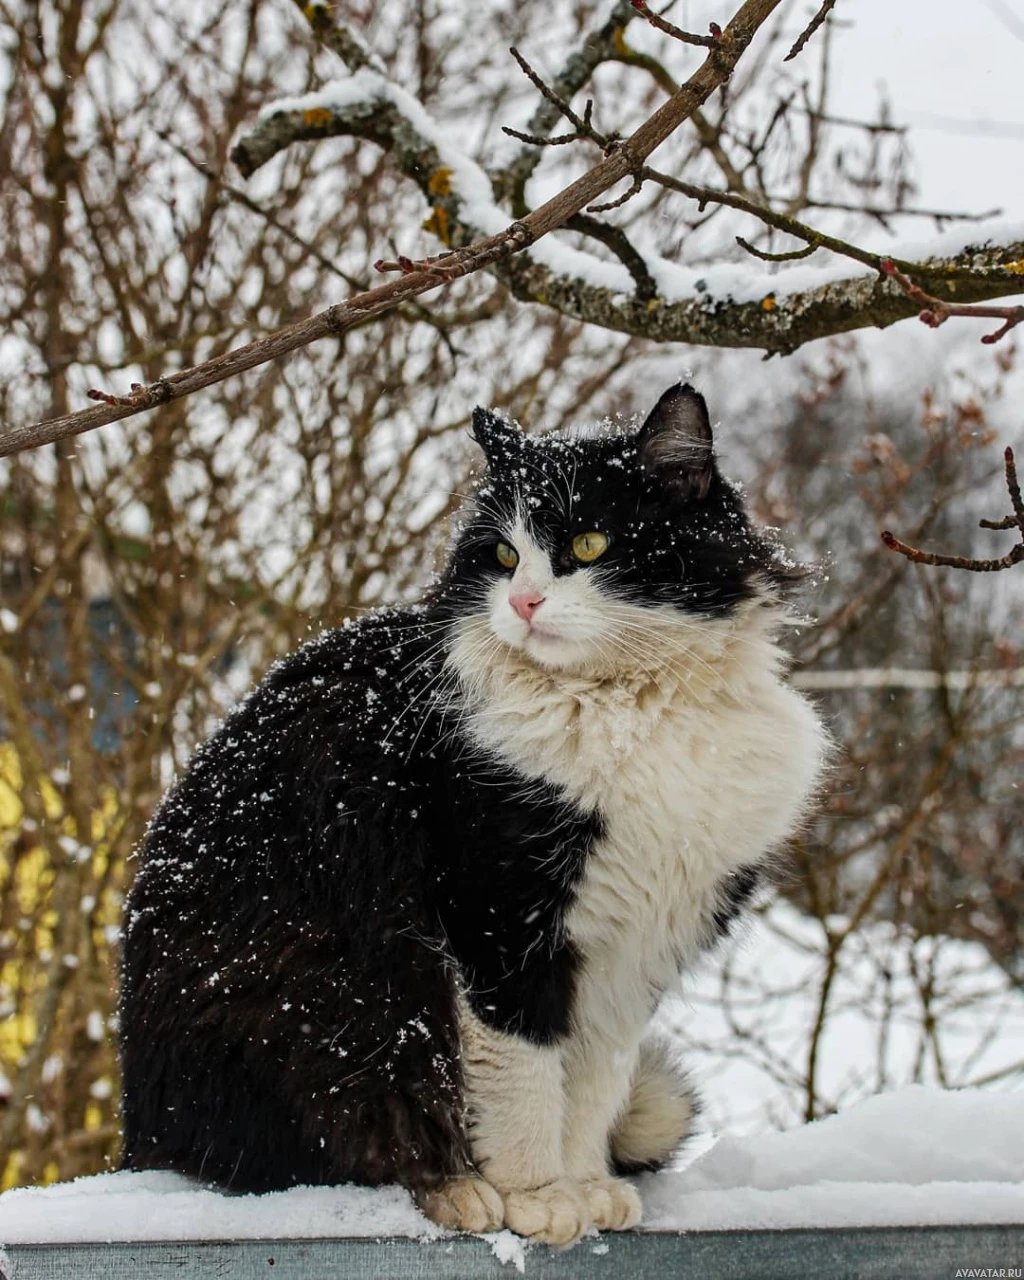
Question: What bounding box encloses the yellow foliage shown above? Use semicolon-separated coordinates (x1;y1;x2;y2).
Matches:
427;167;453;197
422;206;451;246
0;742;126;1123
302;106;333;128
2;1152;23;1192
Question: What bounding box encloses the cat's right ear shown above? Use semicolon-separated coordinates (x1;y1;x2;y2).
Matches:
471;407;522;468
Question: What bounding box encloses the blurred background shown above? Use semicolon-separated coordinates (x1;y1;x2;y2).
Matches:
0;0;1021;1187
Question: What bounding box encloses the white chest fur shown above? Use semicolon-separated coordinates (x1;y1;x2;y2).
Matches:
449;610;827;990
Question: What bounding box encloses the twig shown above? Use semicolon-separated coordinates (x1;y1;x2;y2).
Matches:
804;199;1001;223
629;0;723;49
881;258;1024;344
373;248;467;279
881;446;1024;573
736;234;818;261
507;49;599;140
784;0;836;62
588;172;645;213
499;0;638;209
502;98;599;151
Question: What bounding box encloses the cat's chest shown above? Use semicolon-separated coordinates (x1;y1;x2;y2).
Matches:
460;666;823;958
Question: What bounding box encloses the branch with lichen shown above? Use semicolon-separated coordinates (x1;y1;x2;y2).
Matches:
229;41;1024;357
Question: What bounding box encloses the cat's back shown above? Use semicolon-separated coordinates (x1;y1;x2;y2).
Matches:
125;606;445;942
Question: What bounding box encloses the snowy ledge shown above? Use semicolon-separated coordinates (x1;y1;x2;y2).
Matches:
1;1087;1021;1277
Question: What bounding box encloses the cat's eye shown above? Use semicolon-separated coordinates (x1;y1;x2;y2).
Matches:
495;541;519;569
571;531;609;563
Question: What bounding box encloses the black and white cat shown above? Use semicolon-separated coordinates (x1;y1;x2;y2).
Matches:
119;384;826;1245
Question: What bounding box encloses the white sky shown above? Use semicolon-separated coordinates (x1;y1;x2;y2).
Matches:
829;0;1024;216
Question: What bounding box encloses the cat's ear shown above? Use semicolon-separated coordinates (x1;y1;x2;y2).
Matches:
471;407;521;467
637;383;714;499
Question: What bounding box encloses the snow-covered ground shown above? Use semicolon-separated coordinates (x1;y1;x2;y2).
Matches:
0;1084;1019;1245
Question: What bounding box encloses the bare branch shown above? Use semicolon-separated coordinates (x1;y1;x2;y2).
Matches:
0;0;788;458
629;0;723;49
881;257;1024;344
0;224;533;457
736;234;818;262
881;447;1024;573
784;0;837;62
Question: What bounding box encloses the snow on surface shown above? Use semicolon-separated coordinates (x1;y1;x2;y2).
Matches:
1;1085;1020;1244
0;1173;440;1245
640;1085;1024;1232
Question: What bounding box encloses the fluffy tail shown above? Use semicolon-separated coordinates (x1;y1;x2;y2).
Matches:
610;1037;698;1174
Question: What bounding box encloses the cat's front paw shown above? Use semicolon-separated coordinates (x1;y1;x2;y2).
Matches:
501;1178;590;1246
582;1176;642;1231
417;1175;504;1233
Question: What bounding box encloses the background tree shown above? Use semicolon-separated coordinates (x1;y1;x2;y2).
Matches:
0;0;1020;1186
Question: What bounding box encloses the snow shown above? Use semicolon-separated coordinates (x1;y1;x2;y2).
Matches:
0;1174;441;1245
1;1085;1020;1245
640;1085;1024;1232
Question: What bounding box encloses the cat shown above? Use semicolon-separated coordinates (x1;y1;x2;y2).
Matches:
119;383;827;1245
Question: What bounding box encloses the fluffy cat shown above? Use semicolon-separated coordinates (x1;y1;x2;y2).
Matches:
119;384;826;1244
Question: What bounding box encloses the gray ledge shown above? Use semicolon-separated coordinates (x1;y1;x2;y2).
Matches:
4;1227;1023;1280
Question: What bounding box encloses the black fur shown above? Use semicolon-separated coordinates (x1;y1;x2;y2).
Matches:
119;385;787;1193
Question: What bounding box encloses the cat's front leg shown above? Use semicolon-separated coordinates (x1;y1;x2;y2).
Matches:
560;974;645;1232
459;999;590;1246
561;1035;644;1231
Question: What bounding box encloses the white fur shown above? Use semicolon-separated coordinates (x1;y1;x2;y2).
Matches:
458;994;564;1190
448;525;828;1217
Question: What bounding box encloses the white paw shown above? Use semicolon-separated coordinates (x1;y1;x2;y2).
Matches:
417;1175;504;1233
501;1177;590;1246
582;1176;642;1231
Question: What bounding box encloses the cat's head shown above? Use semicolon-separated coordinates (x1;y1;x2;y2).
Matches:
439;384;795;673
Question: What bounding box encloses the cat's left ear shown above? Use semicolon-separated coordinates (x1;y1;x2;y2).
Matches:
471;407;522;468
637;383;715;499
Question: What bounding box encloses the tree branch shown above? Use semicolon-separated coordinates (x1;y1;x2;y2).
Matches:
881;447;1024;573
0;0;786;458
784;0;837;62
881;257;1024;344
229;46;1024;353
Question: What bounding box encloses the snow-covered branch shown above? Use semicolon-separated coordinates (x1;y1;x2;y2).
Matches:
0;0;784;458
231;46;1024;357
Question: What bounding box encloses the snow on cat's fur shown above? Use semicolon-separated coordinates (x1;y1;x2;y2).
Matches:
119;385;827;1245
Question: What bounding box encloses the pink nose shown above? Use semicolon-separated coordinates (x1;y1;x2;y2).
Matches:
509;590;545;622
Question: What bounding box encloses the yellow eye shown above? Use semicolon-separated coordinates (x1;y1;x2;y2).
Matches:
571;531;609;563
496;541;519;569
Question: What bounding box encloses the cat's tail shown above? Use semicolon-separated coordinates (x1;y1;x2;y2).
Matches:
610;1036;699;1175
